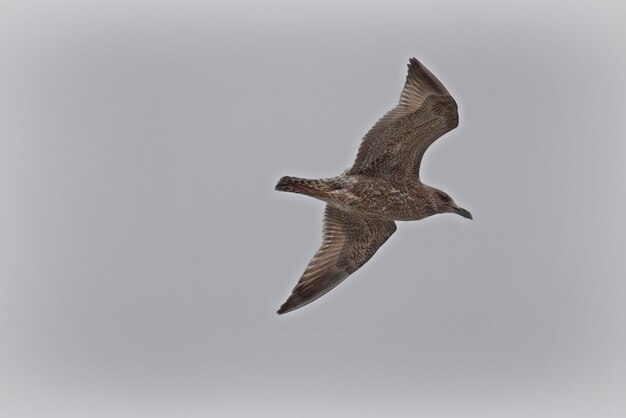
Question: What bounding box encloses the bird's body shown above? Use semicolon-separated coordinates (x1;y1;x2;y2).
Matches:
277;174;440;221
275;58;472;314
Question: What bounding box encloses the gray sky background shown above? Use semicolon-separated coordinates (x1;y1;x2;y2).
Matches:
1;1;625;417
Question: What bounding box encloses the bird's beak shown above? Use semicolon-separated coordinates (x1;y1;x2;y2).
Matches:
454;207;473;220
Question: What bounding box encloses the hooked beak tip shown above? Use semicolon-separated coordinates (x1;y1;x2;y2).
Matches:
456;207;473;220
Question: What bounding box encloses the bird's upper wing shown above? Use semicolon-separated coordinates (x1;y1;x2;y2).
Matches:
348;58;459;181
277;205;396;314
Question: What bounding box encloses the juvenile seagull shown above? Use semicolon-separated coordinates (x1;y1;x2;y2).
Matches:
275;58;472;314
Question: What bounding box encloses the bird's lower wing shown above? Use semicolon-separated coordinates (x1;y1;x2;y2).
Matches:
277;206;396;314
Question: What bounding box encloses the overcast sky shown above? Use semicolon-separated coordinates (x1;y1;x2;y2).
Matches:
1;1;625;417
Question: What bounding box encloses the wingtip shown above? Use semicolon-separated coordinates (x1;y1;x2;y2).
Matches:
406;57;426;83
276;302;294;315
405;56;450;96
408;57;421;70
276;295;307;315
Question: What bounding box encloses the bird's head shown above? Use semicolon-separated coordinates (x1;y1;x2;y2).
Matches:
429;187;472;220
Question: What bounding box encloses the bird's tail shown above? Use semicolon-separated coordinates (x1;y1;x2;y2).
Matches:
275;176;337;197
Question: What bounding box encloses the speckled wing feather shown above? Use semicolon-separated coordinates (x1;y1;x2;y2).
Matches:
277;205;396;314
349;58;459;181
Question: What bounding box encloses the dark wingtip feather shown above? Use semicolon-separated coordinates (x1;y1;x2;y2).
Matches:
277;290;315;315
406;56;450;96
276;299;298;315
407;57;422;75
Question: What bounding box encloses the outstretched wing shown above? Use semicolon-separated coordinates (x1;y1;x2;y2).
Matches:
277;205;396;314
349;57;459;181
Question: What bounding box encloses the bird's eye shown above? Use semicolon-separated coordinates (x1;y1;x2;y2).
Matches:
437;192;451;202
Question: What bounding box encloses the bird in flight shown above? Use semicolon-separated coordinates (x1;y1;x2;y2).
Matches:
275;58;472;314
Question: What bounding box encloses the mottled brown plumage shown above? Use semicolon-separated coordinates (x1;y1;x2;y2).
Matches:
275;58;472;314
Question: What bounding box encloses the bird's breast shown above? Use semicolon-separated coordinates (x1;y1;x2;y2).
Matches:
328;176;430;221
